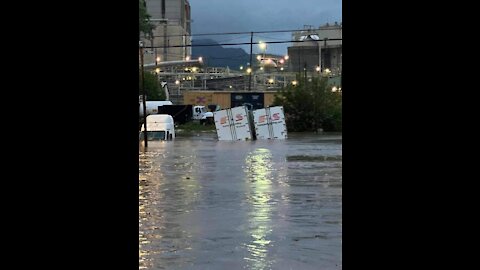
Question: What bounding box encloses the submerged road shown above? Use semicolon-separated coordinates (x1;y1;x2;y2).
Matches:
139;132;342;270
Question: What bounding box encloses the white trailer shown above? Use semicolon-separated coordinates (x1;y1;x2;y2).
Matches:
214;106;253;141
252;106;288;140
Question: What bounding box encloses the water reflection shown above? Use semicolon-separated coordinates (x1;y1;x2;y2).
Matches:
139;142;203;269
139;133;342;269
243;148;274;269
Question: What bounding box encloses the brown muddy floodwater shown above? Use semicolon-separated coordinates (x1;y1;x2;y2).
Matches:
139;132;342;270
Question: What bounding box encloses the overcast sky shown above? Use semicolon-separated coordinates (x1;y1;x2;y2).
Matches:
189;0;342;55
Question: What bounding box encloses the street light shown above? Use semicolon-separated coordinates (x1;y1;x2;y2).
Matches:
259;41;266;51
284;55;289;60
246;67;252;74
332;86;338;92
316;66;321;72
175;80;180;95
292;80;298;86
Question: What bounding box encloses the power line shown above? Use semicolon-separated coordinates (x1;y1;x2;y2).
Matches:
149;28;340;38
147;38;342;49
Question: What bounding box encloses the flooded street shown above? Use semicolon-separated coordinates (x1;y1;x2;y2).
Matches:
139;132;342;270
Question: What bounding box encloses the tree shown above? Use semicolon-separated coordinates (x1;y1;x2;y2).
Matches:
273;75;342;132
139;0;155;38
139;72;166;101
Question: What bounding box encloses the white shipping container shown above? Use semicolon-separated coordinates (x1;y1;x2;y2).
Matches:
253;106;288;139
214;106;253;141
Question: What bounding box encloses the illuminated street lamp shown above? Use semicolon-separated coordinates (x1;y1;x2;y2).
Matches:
246;67;252;74
259;41;266;52
284;55;289;60
292;80;298;86
240;66;244;70
315;66;321;73
175;80;180;95
332;86;338;92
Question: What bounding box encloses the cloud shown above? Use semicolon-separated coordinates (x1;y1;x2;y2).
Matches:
189;0;342;55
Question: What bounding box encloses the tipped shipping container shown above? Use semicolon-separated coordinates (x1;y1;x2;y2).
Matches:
252;106;288;139
214;106;253;141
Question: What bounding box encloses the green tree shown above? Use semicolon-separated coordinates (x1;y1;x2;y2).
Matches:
139;0;154;38
273;75;342;132
139;72;166;101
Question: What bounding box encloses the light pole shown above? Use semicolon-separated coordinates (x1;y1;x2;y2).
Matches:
175;79;180;95
248;32;253;91
259;41;267;58
139;40;148;147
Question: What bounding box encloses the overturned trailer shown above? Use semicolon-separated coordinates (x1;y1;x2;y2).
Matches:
252;106;288;139
213;106;287;141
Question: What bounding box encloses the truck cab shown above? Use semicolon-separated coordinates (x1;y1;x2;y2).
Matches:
193;105;213;124
139;114;175;141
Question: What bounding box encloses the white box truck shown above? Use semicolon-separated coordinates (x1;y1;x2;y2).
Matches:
252;106;288;140
213;106;253;141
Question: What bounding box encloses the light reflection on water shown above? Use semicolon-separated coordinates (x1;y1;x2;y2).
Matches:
243;148;274;269
139;133;342;270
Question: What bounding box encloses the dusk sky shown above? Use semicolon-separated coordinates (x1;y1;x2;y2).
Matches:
189;0;342;55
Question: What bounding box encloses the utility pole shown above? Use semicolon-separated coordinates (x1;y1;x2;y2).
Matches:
139;41;148;147
248;32;253;91
304;63;307;85
322;38;327;72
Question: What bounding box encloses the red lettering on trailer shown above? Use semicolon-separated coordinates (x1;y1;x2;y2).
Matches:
259;115;267;123
220;116;227;124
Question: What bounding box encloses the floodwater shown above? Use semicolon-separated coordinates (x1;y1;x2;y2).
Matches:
139;132;342;270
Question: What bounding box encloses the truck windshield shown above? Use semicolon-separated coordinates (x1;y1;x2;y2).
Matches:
140;131;166;140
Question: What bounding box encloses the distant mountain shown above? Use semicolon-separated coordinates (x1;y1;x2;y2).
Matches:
192;39;250;70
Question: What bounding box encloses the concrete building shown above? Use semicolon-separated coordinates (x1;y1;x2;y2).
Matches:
142;0;192;64
288;23;342;74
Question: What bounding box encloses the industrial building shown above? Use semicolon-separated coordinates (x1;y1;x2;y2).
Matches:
142;0;192;64
288;23;342;75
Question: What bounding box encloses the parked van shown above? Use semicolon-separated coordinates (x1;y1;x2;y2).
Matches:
139;114;175;141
